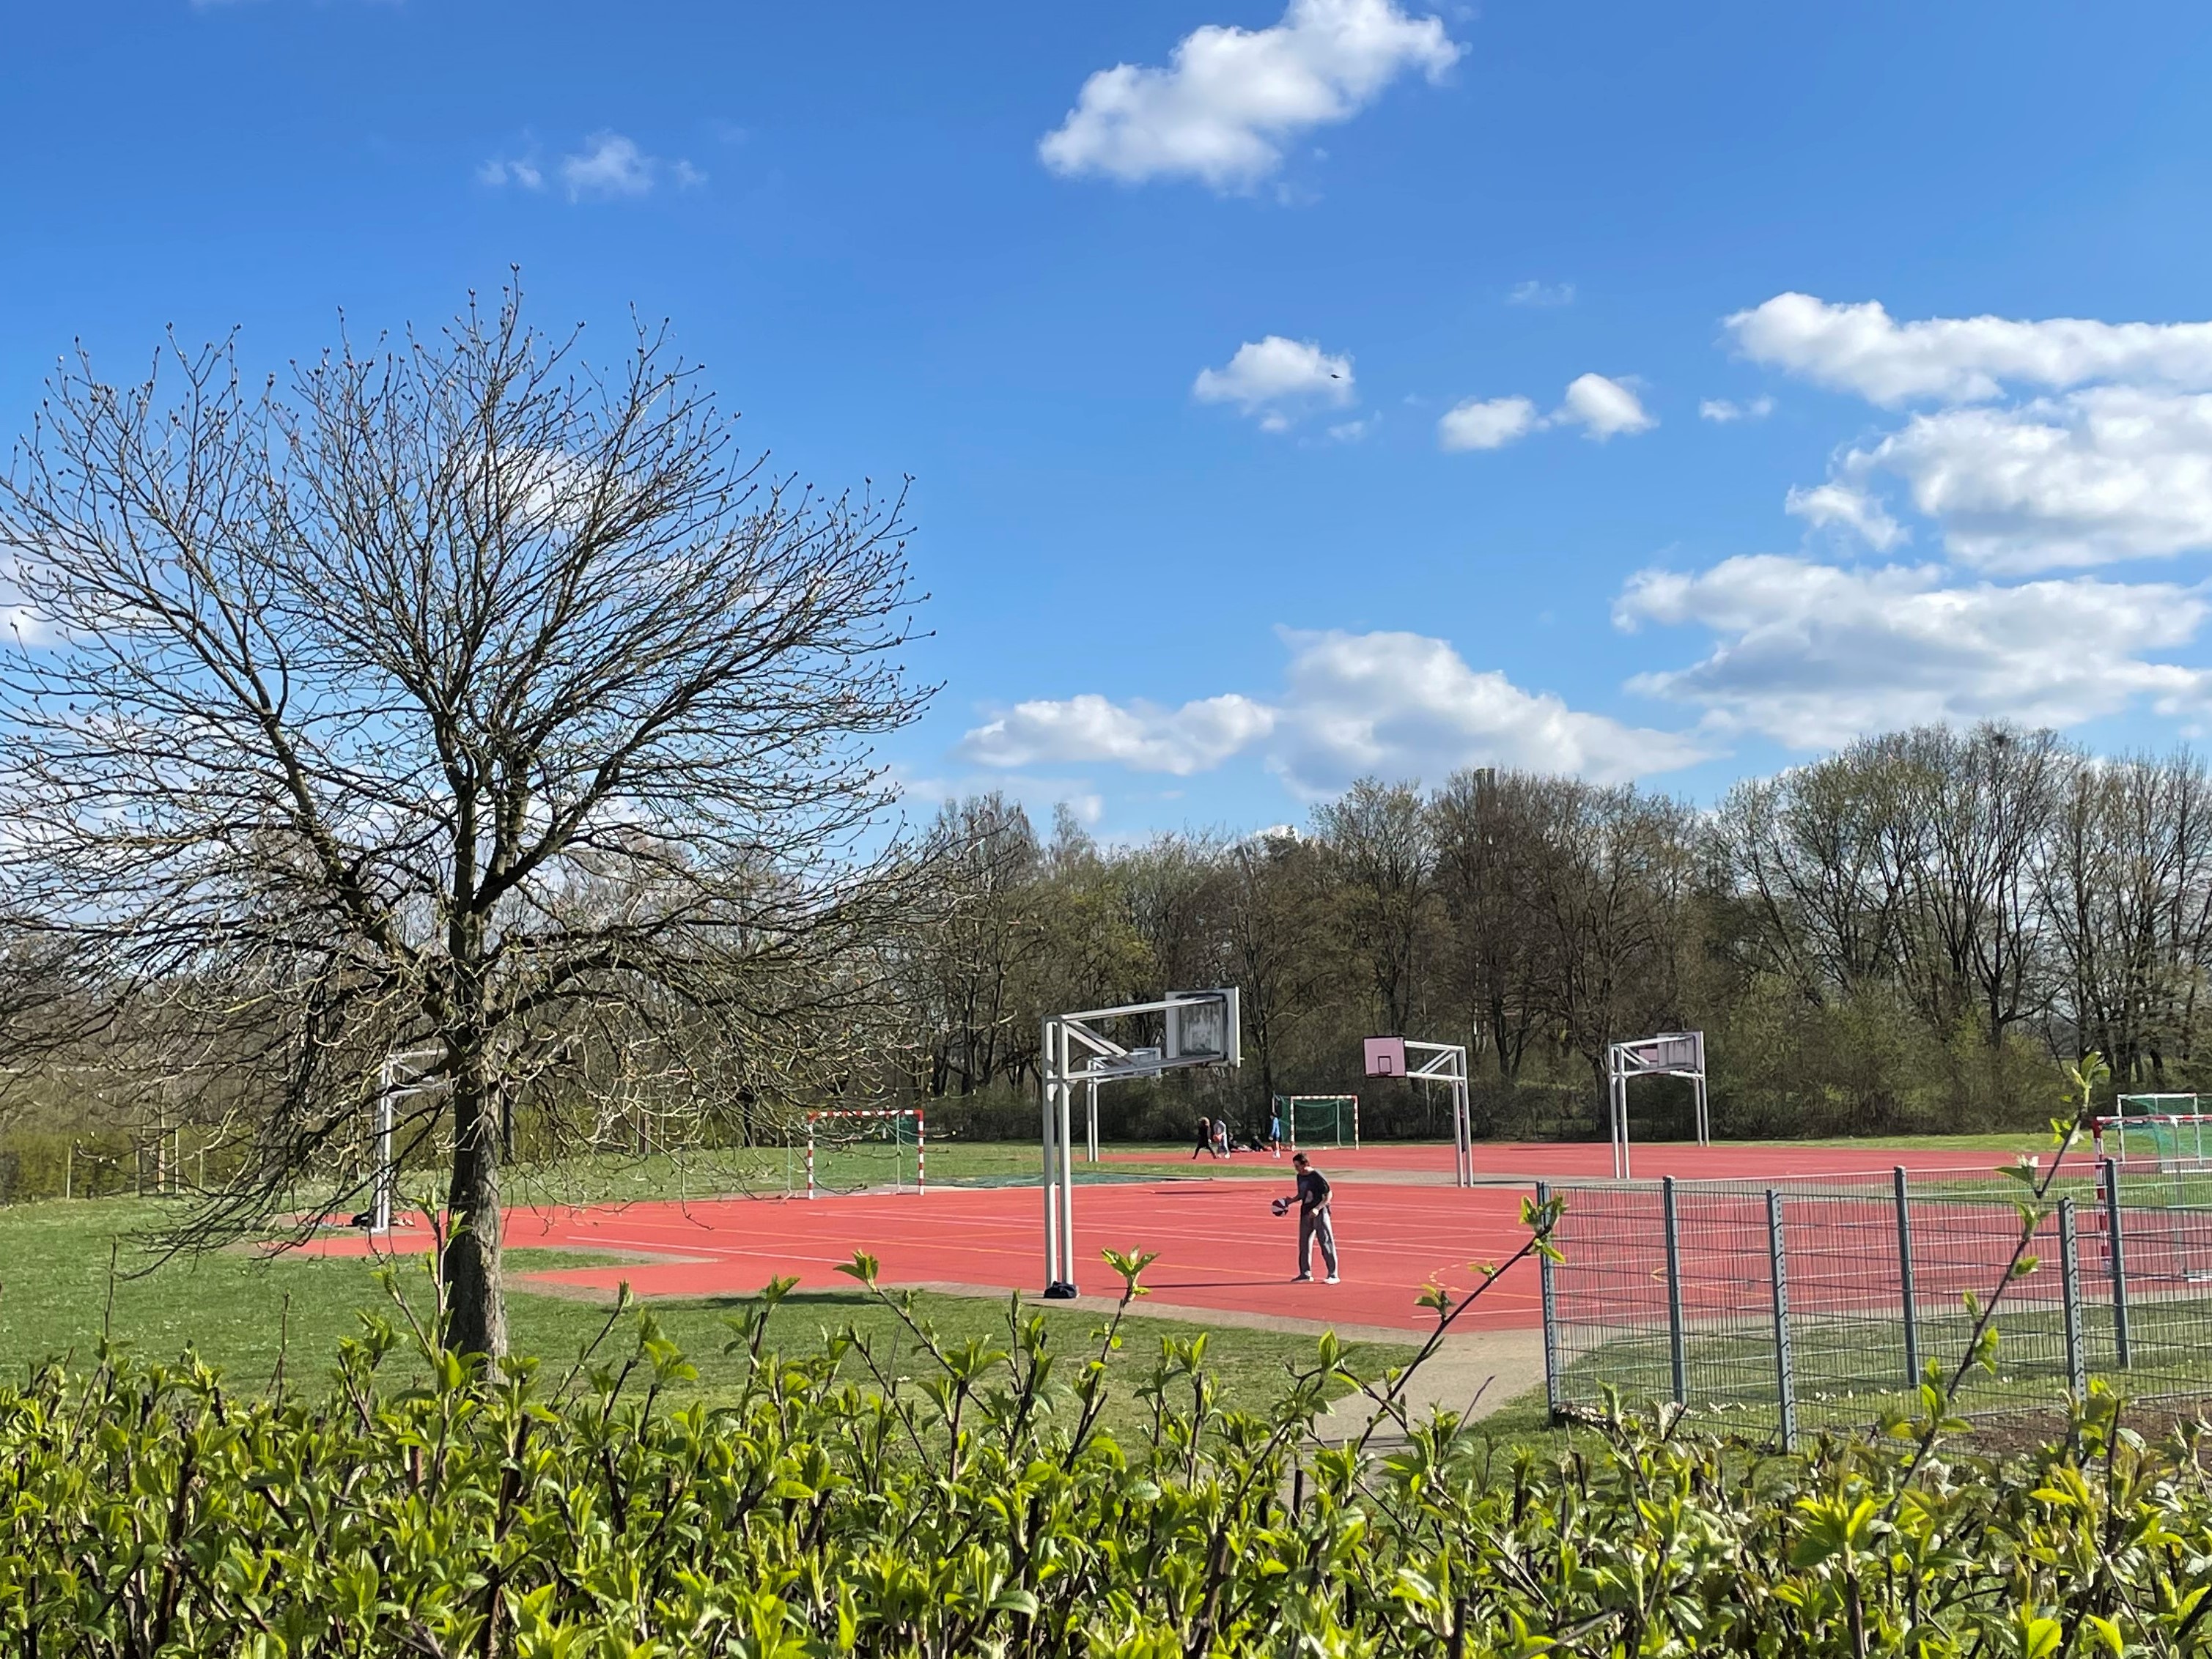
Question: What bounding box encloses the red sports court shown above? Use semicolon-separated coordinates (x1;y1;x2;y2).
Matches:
306;1140;2025;1336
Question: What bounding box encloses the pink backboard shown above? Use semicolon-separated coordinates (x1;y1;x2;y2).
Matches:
1363;1036;1406;1077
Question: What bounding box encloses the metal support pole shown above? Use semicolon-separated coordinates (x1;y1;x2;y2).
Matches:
1615;1068;1632;1179
1042;1020;1063;1292
1662;1177;1686;1407
1455;1073;1472;1187
373;1055;395;1234
1085;1079;1099;1163
1536;1180;1563;1421
1767;1189;1796;1452
1056;1052;1077;1290
1693;1073;1710;1146
2059;1197;2086;1397
1893;1167;1920;1383
2102;1157;2131;1369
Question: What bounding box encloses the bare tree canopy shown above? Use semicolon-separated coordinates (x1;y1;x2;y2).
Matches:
0;286;929;1354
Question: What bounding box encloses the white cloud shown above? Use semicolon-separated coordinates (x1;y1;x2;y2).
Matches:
1508;280;1574;307
1437;395;1538;451
959;693;1277;776
1725;292;2212;407
478;158;543;191
561;133;655;198
1615;554;2212;747
956;630;1705;794
1835;388;2212;571
1698;395;1773;423
1038;0;1461;191
1736;293;2212;570
1784;482;1906;552
1267;629;1706;791
1556;372;1654;439
556;132;703;201
1194;336;1354;427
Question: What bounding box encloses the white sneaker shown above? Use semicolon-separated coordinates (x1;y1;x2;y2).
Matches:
1324;1274;1340;1284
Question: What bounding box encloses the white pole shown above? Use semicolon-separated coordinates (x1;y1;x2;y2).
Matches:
1086;1079;1099;1163
373;1054;395;1234
1042;1019;1062;1290
1456;1064;1472;1188
1057;1049;1077;1287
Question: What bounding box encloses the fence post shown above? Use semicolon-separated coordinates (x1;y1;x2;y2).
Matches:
2101;1157;2132;1370
1662;1176;1686;1407
1767;1188;1796;1453
1537;1180;1563;1422
1892;1166;1920;1383
2058;1197;2086;1397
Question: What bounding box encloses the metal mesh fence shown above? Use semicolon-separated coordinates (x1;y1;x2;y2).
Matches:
1540;1157;2212;1445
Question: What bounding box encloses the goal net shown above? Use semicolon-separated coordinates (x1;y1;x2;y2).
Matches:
2095;1096;2212;1170
1280;1095;1359;1150
805;1108;926;1197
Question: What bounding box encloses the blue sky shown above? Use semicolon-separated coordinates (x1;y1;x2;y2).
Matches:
7;1;2212;838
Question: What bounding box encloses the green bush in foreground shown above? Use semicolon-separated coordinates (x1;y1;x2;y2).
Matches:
0;1241;2209;1659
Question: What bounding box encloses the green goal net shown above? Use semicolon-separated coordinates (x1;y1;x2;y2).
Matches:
1279;1095;1359;1150
2098;1095;2211;1168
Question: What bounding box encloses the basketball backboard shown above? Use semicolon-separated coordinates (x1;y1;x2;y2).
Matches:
1363;1035;1407;1077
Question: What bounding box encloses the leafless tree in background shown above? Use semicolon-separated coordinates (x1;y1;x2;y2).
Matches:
0;285;928;1355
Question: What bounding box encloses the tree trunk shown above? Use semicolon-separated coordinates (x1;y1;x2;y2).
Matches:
443;1067;508;1359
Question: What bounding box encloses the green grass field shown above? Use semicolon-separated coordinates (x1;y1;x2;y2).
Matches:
0;1196;1415;1437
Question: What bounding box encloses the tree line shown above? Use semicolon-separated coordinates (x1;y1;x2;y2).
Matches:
896;725;2212;1142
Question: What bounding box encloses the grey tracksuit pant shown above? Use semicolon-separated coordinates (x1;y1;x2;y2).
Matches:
1299;1206;1338;1276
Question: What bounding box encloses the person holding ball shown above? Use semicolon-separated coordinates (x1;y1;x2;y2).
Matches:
1276;1152;1338;1283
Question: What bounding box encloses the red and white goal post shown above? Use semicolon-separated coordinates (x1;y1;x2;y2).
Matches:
2092;1101;2212;1170
804;1107;926;1199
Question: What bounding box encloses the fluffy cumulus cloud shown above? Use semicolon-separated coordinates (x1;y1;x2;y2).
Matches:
1437;395;1538;451
1730;293;2212;572
1038;0;1460;191
1784;482;1906;552
1194;336;1354;430
959;693;1277;776
1726;293;2212;406
1615;554;2212;748
1833;388;2212;571
1556;372;1654;439
957;630;1704;794
1265;629;1705;790
1698;395;1773;423
1436;375;1654;451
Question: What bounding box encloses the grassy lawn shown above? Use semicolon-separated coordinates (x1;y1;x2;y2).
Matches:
0;1197;1413;1438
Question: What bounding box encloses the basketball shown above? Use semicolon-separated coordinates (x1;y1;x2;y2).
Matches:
1270;1197;1290;1217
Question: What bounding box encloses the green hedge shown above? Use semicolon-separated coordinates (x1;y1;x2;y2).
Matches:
0;1257;2208;1656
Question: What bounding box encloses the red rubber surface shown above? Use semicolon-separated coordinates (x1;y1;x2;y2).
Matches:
301;1141;2029;1337
306;1179;1544;1334
1146;1141;2021;1182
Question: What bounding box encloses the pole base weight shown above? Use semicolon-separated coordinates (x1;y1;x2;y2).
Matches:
1042;1282;1080;1299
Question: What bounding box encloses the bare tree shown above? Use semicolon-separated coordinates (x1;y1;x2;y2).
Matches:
0;287;928;1355
1313;779;1435;1038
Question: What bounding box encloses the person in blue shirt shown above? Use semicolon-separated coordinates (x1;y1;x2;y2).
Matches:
1289;1153;1338;1283
1268;1109;1283;1158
